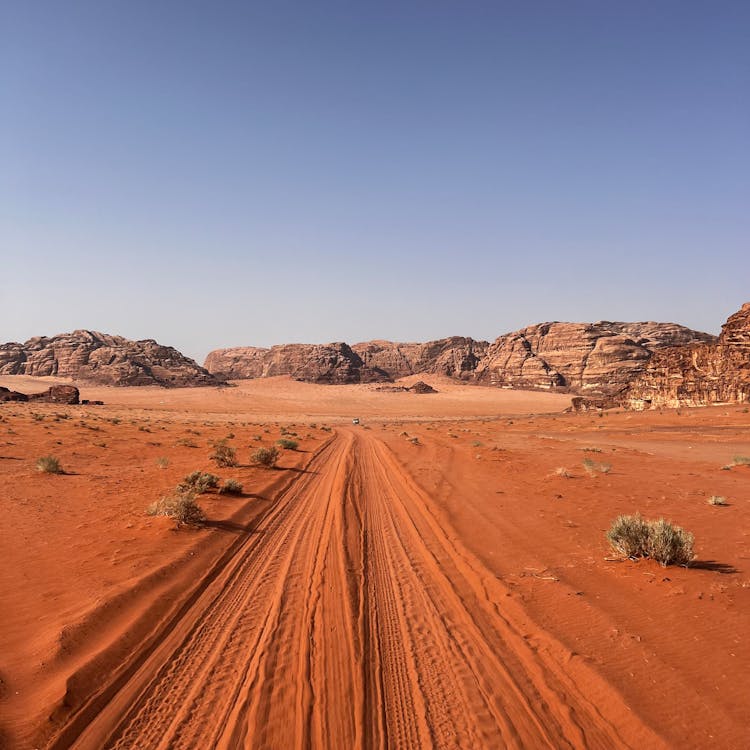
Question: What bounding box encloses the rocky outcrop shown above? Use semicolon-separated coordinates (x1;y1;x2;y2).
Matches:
474;322;715;396
0;385;80;403
205;342;391;384
624;304;750;408
0;331;222;388
352;337;488;379
409;381;438;394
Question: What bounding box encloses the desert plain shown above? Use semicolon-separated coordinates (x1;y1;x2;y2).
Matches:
0;374;748;749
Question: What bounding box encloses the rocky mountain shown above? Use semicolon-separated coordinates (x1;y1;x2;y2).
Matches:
0;331;222;388
474;321;716;396
623;303;750;408
351;337;488;379
204;342;391;384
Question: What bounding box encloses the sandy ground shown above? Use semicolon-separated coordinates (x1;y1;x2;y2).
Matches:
0;375;748;748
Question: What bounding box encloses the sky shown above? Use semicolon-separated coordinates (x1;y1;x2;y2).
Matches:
2;1;748;363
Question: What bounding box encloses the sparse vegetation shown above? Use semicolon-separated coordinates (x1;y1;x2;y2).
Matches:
156;456;170;469
147;489;204;526
178;471;219;493
606;514;695;567
707;495;728;506
252;446;279;467
36;455;63;474
176;437;198;448
554;467;571;478
732;455;750;466
219;479;243;495
210;438;238;467
583;458;611;476
276;438;298;450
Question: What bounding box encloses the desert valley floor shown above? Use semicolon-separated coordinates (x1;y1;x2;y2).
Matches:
0;375;748;749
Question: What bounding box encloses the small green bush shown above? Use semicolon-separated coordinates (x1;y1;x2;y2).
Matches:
147;490;204;526
252;446;279;467
219;479;243;495
210;438;237;467
178;471;219;494
276;438;298;450
36;455;63;474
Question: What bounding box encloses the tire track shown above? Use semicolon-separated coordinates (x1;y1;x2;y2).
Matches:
55;428;666;749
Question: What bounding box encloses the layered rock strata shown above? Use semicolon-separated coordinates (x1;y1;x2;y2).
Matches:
624;304;750;408
0;331;221;388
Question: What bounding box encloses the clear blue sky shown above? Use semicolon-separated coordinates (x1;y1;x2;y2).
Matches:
2;1;748;363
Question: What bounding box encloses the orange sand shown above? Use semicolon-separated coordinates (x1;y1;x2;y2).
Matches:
0;375;748;748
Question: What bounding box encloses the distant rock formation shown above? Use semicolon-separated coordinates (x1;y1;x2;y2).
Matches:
474;322;715;396
409;381;438;394
0;385;80;404
205;321;715;393
205;342;392;384
624;304;750;408
351;337;488;379
0;331;222;388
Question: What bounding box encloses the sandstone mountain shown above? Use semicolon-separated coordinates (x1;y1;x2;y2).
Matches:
205;322;714;394
474;321;716;395
624;303;750;408
204;343;391;385
0;331;222;388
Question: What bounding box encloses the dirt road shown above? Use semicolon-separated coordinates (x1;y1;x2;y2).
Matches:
50;429;663;749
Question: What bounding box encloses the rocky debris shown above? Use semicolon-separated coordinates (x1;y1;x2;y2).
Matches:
474;322;715;396
409;381;438;394
0;331;222;388
624;303;750;409
352;337;488;379
0;386;27;402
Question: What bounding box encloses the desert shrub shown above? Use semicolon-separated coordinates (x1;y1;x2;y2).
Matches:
276;438;298;450
581;447;602;453
252;446;279;467
176;438;198;448
732;455;750;466
472;441;483;447
32;413;44;422
219;479;243;495
252;435;263;441
210;438;237;467
320;426;332;432
147;490;204;526
583;458;611;476
156;456;170;469
606;514;650;559
555;467;571;478
645;519;695;567
707;495;728;506
178;471;219;494
36;456;63;474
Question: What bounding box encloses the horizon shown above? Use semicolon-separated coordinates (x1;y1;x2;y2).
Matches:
3;2;749;363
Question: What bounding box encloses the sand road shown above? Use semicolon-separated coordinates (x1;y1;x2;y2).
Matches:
49;428;663;750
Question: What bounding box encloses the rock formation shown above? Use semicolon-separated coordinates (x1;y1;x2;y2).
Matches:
474;322;715;396
0;385;80;404
624;304;750;408
351;337;488;379
205;342;392;384
0;331;222;388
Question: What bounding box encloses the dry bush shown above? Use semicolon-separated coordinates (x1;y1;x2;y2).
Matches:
607;514;695;567
554;467;571;478
645;519;695;567
147;490;204;526
707;495;728;506
36;455;63;474
178;471;219;494
583;458;611;476
732;455;750;466
276;438;298;450
210;438;237;467
219;479;243;495
606;514;650;559
252;446;279;467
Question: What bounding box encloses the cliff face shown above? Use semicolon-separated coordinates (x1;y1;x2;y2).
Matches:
0;331;221;388
204;343;392;384
474;322;716;395
351;337;489;379
624;304;750;408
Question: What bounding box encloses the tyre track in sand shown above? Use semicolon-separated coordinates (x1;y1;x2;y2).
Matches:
55;428;665;749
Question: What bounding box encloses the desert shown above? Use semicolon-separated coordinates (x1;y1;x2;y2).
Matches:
1;363;749;748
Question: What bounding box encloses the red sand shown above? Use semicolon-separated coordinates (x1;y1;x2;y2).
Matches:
1;375;748;748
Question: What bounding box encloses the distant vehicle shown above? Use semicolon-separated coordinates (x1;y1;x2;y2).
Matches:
352;418;360;425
